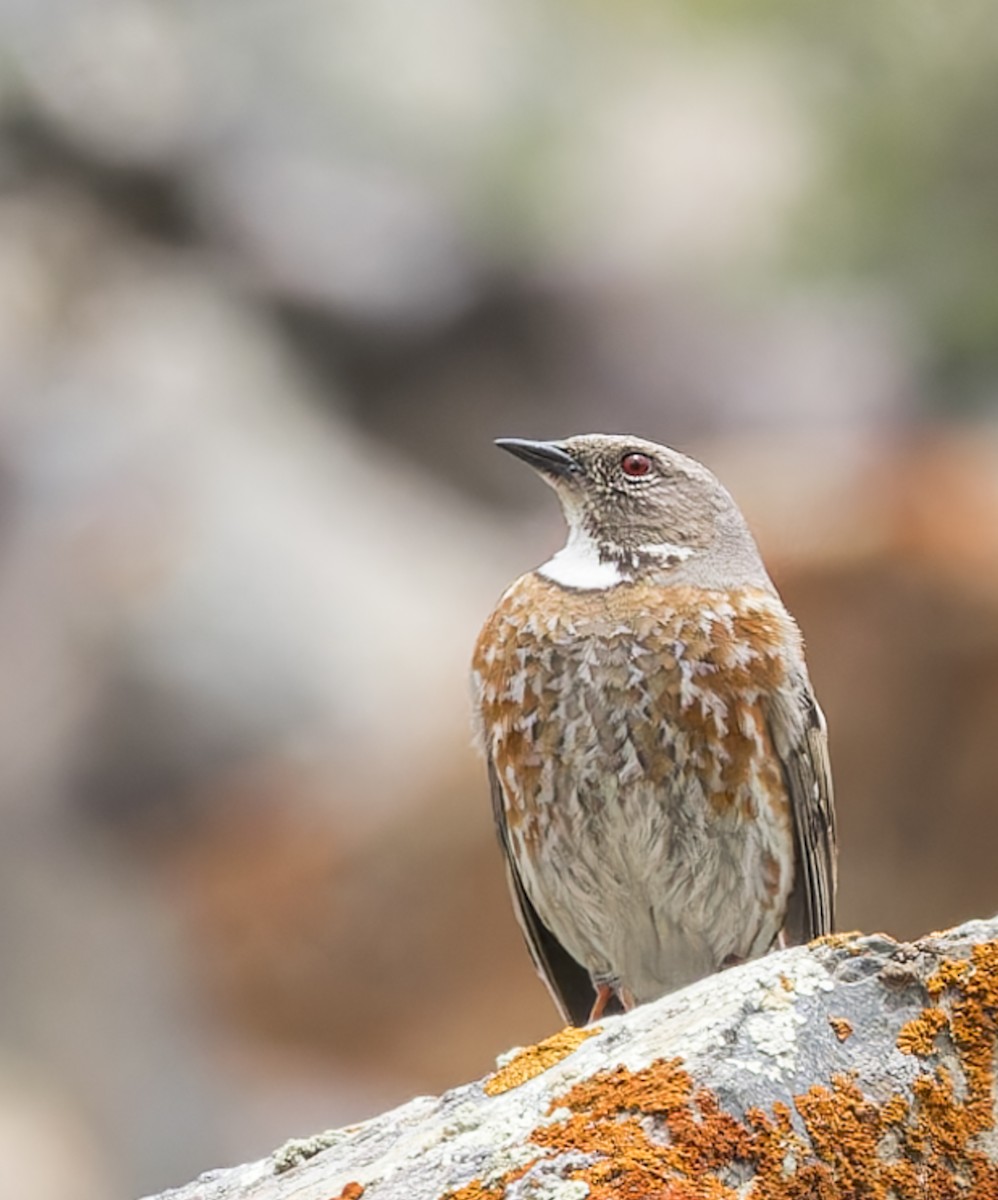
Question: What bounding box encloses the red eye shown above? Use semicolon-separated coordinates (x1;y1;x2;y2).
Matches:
621;452;653;478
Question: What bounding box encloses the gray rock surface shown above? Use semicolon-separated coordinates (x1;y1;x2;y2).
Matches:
142;916;998;1199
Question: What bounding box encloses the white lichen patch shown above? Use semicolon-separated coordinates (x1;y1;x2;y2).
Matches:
737;958;837;1080
740;994;806;1079
272;1130;347;1173
787;956;838;998
441;1098;496;1137
480;1140;544;1188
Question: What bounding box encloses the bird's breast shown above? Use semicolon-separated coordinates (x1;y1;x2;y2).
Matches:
472;572;801;850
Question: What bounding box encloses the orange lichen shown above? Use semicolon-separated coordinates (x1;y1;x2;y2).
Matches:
928;941;998;1131
828;1016;854;1042
331;1185;364;1200
440;937;998;1200
533;1058;750;1198
896;1005;948;1055
483;1025;601;1096
442;1182;506;1200
811;930;865;951
793;1075;883;1193
881;1093;909;1127
887;939;998;1192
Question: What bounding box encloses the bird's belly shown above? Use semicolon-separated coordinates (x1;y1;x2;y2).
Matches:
514;759;792;1000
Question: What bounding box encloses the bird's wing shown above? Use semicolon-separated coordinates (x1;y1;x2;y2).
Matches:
486;755;598;1026
766;679;837;944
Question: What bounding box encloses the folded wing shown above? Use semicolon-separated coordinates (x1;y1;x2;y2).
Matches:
486;757;598;1026
767;681;837;943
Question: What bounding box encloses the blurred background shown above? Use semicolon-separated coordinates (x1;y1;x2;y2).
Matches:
1;0;998;1196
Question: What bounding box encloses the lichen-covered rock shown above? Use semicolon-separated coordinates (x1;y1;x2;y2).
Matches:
143;917;998;1200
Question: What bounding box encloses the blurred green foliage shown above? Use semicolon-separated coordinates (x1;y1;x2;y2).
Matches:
560;0;998;412
780;1;998;412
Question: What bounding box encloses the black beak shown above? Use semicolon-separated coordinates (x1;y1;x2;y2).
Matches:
495;438;580;480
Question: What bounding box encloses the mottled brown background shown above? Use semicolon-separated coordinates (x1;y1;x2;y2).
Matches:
1;2;998;1197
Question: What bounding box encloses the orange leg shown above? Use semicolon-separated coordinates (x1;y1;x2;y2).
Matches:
588;983;614;1023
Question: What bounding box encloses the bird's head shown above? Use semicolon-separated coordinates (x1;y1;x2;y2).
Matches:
496;433;769;589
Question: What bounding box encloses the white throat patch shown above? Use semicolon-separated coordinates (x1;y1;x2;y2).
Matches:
537;530;695;591
537;529;623;590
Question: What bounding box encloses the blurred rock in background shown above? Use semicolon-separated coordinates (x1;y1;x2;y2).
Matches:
0;2;996;1197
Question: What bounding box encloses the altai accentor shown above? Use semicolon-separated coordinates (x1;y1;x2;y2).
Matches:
471;434;836;1025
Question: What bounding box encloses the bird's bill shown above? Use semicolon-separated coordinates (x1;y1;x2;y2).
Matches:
495;438;579;480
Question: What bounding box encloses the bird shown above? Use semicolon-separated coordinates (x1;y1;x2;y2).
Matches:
471;434;836;1026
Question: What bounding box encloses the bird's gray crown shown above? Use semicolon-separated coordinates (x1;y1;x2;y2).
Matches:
496;433;774;592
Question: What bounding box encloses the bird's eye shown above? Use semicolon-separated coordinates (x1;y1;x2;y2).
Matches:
621;452;653;479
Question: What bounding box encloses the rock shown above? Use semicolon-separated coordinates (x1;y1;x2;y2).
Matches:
140;915;998;1199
